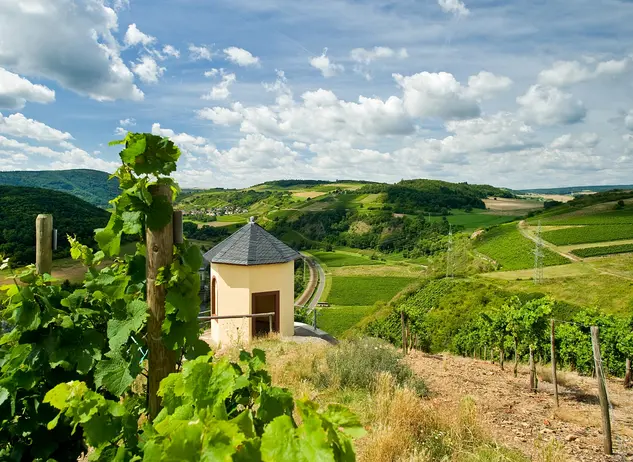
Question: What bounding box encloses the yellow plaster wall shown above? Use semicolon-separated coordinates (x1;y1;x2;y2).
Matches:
210;261;295;346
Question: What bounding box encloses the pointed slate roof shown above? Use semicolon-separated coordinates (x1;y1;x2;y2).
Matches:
203;217;301;266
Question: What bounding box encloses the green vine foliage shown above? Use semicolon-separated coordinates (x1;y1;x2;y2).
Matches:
0;132;363;461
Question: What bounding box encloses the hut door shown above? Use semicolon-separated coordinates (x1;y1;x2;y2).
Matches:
251;291;279;336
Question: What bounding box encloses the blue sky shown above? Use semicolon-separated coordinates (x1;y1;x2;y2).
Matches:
1;0;633;189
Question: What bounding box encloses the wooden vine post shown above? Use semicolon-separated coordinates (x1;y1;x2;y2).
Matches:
550;319;559;407
146;184;177;420
35;214;53;275
590;326;613;455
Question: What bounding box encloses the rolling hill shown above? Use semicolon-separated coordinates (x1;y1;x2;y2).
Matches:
0;185;109;266
0;169;119;208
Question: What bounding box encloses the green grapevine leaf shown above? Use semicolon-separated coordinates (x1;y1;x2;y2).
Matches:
322;405;365;438
107;300;148;351
122;211;143;235
94;355;135;396
147;195;173;231
256;386;294;424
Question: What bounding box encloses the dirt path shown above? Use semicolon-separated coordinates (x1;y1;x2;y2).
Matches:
518;220;580;262
407;352;633;461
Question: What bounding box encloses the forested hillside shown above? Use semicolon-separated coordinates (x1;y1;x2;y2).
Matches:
0;169;118;208
360;179;513;213
0;186;109;265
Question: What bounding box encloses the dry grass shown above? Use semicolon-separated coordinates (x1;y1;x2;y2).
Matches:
537;365;577;389
292;190;327;199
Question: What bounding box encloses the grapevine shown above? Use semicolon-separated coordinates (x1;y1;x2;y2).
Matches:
0;132;363;461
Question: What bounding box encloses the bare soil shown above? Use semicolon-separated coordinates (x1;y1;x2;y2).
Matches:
484;197;544;211
407;352;633;461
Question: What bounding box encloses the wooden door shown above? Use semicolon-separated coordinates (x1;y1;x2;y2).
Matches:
251;291;279;336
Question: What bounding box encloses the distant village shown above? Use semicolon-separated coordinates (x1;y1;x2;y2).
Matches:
181;205;249;217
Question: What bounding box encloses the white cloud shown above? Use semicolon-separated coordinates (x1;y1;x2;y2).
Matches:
197;106;244;126
124;23;156;47
350;47;408;65
119;118;136;127
0;67;55;109
443;113;537;154
151;123;207;146
310;48;344;78
0;0;143;101
438;0;470;17
114;127;128;136
202;72;236;101
221;134;298;170
466;71;513;99
550;132;600;150
131;56;166;84
162;45;180;58
189;44;213;61
394;71;480;120
223;47;260;67
517;84;586;126
538;58;629;87
0;112;73;143
201;86;413;144
204;69;220;78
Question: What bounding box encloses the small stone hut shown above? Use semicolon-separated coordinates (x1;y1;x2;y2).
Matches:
202;217;300;346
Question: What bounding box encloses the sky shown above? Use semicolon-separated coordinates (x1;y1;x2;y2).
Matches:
1;0;633;189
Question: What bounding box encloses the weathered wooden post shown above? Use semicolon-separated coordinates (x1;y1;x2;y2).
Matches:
173;210;184;245
146;185;177;420
590;326;613;455
35;214;53;275
625;358;632;389
551;319;559;407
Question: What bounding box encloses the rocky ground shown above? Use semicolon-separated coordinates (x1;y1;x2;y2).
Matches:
406;352;633;461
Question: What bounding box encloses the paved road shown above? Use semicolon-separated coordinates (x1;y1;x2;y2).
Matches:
295;255;317;306
307;256;326;310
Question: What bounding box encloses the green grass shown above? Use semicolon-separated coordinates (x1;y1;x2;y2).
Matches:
328;276;417;306
476;224;569;270
571;243;633;258
496;272;633;316
542;224;633;245
311;250;383;267
317;305;377;337
216;215;248;223
538;208;633;225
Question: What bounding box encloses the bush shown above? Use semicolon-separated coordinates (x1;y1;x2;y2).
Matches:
320;338;427;395
294;306;312;324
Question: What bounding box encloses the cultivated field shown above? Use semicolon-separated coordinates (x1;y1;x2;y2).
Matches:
327;276;416;306
483;197;543;211
475;223;569;270
542;224;633;245
311;250;383;267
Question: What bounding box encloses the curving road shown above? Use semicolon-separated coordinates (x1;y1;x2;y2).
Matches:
307;256;326;310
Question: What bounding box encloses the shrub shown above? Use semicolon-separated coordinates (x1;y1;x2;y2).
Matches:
321;338;427;395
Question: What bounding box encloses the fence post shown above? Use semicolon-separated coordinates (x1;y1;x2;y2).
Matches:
313;308;317;329
590;326;613;455
625;358;632;389
35;214;53;275
269;313;273;333
146;184;177;420
173;210;184;244
551;319;559;407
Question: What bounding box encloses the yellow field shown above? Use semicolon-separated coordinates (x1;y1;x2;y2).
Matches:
291;190;327;199
483;197;543;211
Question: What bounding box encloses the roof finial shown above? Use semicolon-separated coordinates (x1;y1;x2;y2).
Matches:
249;216;255;223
